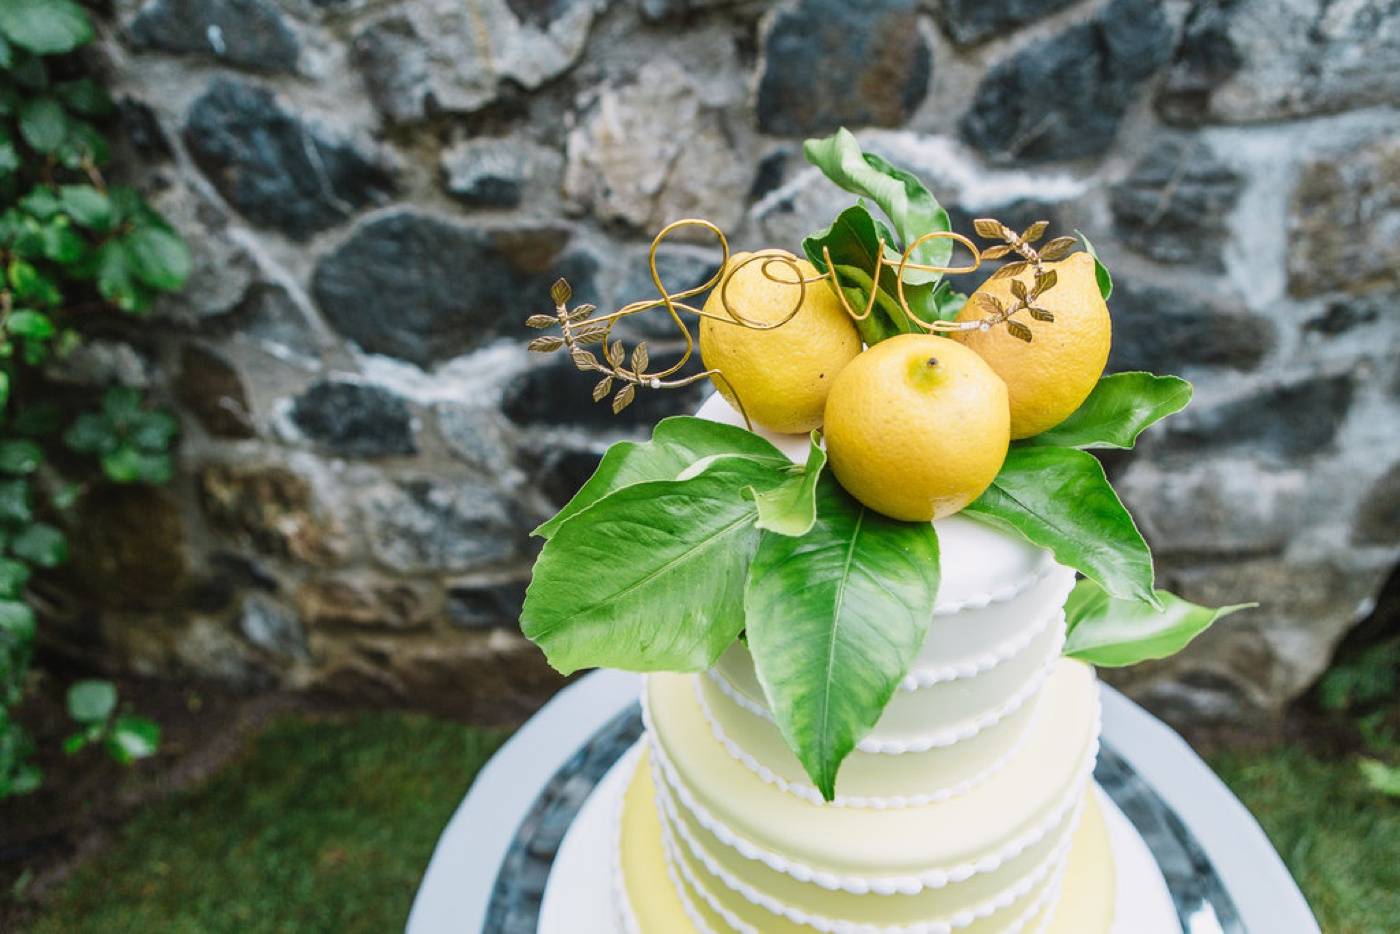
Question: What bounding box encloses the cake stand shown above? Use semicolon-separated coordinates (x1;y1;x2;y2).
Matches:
407;670;1319;934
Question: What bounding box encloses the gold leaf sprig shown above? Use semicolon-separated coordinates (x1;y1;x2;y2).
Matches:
962;219;1071;343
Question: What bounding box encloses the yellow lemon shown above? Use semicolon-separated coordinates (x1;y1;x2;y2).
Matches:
953;251;1110;439
700;250;861;434
823;334;1009;522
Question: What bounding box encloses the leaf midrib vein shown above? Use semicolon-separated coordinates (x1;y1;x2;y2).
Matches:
816;509;865;767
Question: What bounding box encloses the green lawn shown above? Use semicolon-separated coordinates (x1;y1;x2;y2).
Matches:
26;712;506;934
20;707;1398;932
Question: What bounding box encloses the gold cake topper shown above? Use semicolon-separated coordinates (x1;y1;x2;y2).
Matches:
526;216;1070;430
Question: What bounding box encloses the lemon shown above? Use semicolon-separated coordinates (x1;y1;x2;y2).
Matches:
823;334;1010;522
700;250;861;434
953;251;1110;439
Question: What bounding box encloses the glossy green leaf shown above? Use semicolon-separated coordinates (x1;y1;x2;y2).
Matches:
10;521;66;567
124;226;191;291
964;446;1158;607
0;559;30;597
58;184;114;230
101;445;171;485
1063;579;1254;667
0;599;35;640
522;457;787;675
67;679;116;723
6;309;53;339
108;715;160;764
746;477;940;800
0;439;41;474
1078;232;1112;300
803;203;909;345
534;416;787;539
0;0;93;55
1024;373;1192;450
40;222;84;263
0;479;32;524
750;432;826;537
18;95;65;153
803;129;952;283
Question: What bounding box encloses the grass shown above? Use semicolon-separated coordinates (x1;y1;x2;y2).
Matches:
18;702;1400;933
1209;744;1400;934
25;711;506;934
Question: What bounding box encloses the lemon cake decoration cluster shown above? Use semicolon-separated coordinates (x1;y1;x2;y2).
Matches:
519;127;1254;933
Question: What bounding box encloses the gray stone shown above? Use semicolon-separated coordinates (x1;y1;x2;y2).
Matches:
756;0;930;137
502;350;709;430
447;580;529;629
1353;464;1400;546
45;339;151;388
1159;0;1400;125
1164;373;1355;460
288;379;417;458
564;59;756;234
960;0;1172;163
363;479;520;573
1107;280;1272;374
127;0;299;74
175;343;256;438
611;246;723;341
934;0;1079;46
517;442;604;510
440;138;563;208
311;212;597;367
1110;139;1243;270
352;0;604;123
184;78;395;240
227;283;322;362
1302;297;1383;337
239;593;309;662
435;404;514;474
148;186;257;321
1287;138;1400;298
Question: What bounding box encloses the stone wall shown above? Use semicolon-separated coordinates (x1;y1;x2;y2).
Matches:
57;0;1400;727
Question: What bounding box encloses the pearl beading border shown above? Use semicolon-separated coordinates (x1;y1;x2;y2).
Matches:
655;763;1081;934
704;615;1065;756
903;569;1076;690
643;682;1103;894
691;673;1046;809
932;550;1057;616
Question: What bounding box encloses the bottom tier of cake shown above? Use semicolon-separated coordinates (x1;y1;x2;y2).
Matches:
618;750;1115;934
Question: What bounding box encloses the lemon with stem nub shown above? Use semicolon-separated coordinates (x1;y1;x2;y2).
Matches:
823;334;1010;522
953;252;1110;439
699;250;861;434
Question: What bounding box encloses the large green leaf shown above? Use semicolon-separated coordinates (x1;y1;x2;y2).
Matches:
802;203;913;345
746;477;940;800
964;446;1158;607
0;0;92;55
534;416;787;540
750;432;826;537
522;458;786;675
803;129;952;283
1063;579;1254;667
1024;373;1192;450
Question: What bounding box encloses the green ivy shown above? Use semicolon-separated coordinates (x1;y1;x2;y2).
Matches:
0;0;188;798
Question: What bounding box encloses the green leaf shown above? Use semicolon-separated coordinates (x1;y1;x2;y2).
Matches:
0;479;31;524
92;240;145;312
0;0;93;54
67;679;117;723
1078;232;1112;300
534;416;787;540
129;410;179;451
1359;758;1400;798
749;432;825;537
0;599;35;641
521;458;787;675
6;309;53;339
19;186;61;219
107;715;160;764
102;386;143;424
10;522;67;567
803;129;952;284
1063;579;1254;667
54;78;112;117
58;185;114;230
746;477;940;800
61;733;87;756
802;204;908;345
124;226;191;291
964;446;1158;607
9;761;41;795
18;95;66;153
0;559;31;597
39;221;85;263
0;32;11;68
0;439;41;474
64;411;118;455
1023;373;1192;450
101;446;172;485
